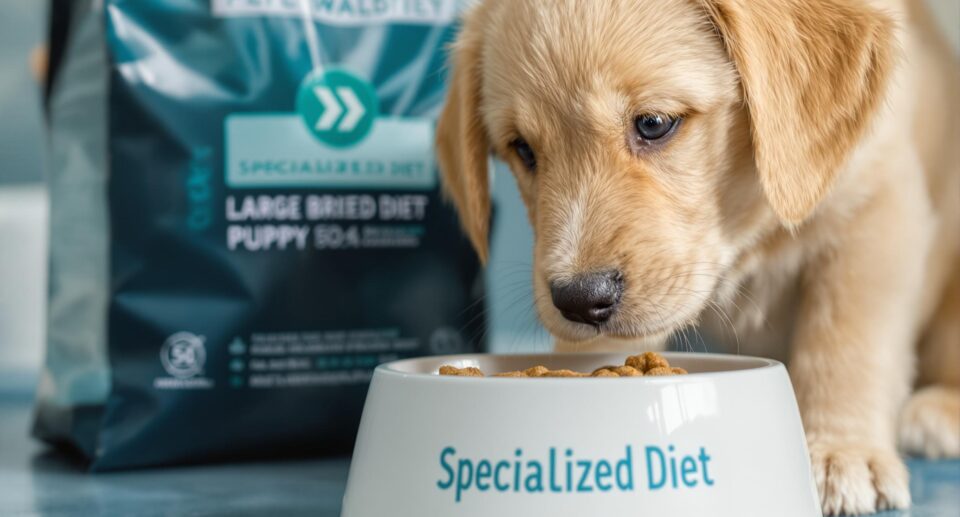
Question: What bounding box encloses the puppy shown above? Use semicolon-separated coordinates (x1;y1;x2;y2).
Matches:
436;0;959;514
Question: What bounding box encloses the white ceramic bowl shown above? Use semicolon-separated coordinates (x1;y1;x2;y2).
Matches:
341;352;820;517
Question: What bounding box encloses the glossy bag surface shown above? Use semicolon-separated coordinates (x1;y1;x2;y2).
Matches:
34;0;482;471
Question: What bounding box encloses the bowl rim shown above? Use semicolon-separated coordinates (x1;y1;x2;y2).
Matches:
376;351;783;383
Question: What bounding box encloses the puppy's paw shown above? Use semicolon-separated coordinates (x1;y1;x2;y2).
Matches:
808;439;910;516
899;386;960;459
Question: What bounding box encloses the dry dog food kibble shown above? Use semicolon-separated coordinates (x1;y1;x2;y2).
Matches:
439;352;687;378
439;366;485;377
625;351;671;372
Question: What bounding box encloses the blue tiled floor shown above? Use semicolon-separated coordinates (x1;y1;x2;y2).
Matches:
1;400;957;516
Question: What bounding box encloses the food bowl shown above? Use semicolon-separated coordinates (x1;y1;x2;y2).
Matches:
341;353;821;516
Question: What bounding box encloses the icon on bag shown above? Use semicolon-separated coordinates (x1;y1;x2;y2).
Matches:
160;332;207;379
429;327;465;354
228;337;247;355
297;68;379;147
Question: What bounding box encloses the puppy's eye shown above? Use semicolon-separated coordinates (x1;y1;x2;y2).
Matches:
511;138;537;172
634;114;680;141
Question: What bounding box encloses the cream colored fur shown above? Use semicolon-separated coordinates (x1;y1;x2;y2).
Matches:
437;0;960;514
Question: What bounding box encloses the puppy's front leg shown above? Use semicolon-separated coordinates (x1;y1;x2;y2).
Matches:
788;181;932;515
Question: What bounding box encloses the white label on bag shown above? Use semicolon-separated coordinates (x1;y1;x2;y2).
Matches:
212;0;457;26
225;114;435;190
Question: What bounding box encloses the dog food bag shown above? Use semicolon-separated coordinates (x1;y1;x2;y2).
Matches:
34;0;483;471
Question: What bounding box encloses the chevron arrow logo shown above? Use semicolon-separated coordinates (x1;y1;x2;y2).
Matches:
296;69;378;148
312;86;343;131
336;87;365;131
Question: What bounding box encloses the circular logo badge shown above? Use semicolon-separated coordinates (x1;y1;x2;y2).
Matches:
429;327;466;355
160;332;206;379
296;68;378;148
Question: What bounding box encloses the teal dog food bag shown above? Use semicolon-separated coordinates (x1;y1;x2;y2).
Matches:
35;0;483;470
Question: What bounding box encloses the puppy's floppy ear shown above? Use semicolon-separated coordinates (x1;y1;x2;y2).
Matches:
699;0;896;225
436;7;492;263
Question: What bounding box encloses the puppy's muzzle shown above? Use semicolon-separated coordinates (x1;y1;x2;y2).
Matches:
550;271;623;326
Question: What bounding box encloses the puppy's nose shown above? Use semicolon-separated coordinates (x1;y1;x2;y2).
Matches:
550;271;623;325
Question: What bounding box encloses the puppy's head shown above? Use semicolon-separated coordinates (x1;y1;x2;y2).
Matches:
438;0;894;343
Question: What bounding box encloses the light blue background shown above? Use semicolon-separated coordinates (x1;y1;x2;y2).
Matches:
0;1;44;185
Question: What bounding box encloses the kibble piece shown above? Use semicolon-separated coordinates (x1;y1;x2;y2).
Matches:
439;365;484;377
524;365;550;377
591;365;619;376
492;370;526;378
592;369;619;377
671;367;688;375
646;352;671;371
626;352;671;373
541;369;587;378
612;365;643;377
645;366;674;376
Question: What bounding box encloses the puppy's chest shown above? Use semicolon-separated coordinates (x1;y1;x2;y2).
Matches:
698;241;808;362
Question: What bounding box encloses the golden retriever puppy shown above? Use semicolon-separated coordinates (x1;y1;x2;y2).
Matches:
436;0;959;514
